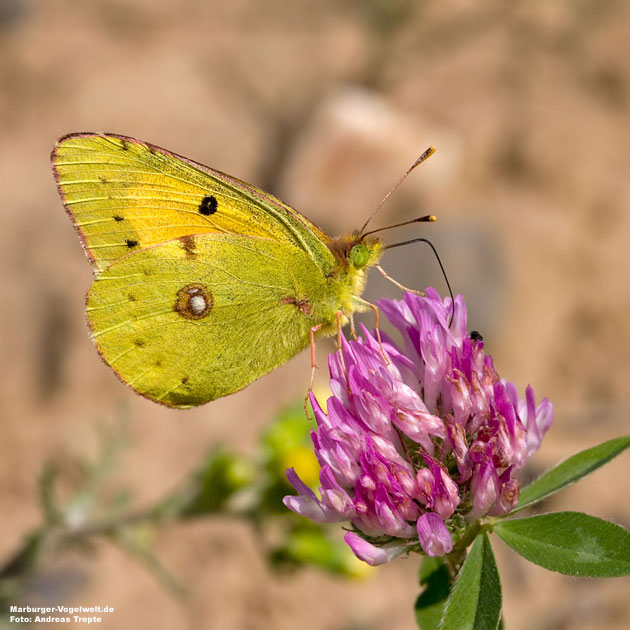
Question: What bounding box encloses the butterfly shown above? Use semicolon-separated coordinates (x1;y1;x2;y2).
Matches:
52;133;436;408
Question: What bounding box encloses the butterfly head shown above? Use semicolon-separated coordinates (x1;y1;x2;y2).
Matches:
328;233;382;272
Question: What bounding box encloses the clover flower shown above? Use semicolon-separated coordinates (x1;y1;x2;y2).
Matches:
283;289;553;565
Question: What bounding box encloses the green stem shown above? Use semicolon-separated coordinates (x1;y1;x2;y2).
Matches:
442;520;492;580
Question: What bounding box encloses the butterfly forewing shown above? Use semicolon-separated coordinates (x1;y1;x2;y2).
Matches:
53;133;333;273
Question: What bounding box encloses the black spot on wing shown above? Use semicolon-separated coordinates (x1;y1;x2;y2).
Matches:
113;215;124;222
126;239;139;248
199;195;218;216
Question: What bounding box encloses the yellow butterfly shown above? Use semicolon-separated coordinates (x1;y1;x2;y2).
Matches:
52;133;435;408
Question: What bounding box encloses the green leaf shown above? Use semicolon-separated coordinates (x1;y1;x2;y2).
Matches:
440;534;502;630
415;557;451;630
419;555;447;583
494;512;630;577
513;436;630;513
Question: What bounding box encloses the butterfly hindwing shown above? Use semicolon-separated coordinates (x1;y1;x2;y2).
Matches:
87;233;331;407
52;133;334;273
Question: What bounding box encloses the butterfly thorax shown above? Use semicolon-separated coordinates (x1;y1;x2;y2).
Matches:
314;233;382;330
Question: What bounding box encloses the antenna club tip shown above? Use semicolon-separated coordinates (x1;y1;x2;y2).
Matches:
412;146;437;169
428;215;437;222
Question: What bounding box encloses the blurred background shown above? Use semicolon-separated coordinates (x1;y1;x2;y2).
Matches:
1;0;629;628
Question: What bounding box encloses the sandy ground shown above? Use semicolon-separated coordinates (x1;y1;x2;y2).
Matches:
1;1;629;628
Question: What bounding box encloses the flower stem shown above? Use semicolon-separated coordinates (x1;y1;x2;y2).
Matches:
442;521;484;579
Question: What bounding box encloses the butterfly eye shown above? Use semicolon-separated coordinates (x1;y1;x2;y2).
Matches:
350;243;370;268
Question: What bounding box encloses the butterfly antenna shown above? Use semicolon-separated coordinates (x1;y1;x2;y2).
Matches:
384;236;456;327
361;214;436;239
359;146;436;236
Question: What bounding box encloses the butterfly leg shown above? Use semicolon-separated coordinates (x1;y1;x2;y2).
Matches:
369;303;390;366
334;310;353;400
335;310;350;374
304;314;351;418
349;313;358;339
310;323;323;372
375;265;425;296
304;323;323;418
354;298;390;366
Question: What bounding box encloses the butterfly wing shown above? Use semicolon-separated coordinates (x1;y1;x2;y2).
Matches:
52;133;334;274
87;233;333;407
